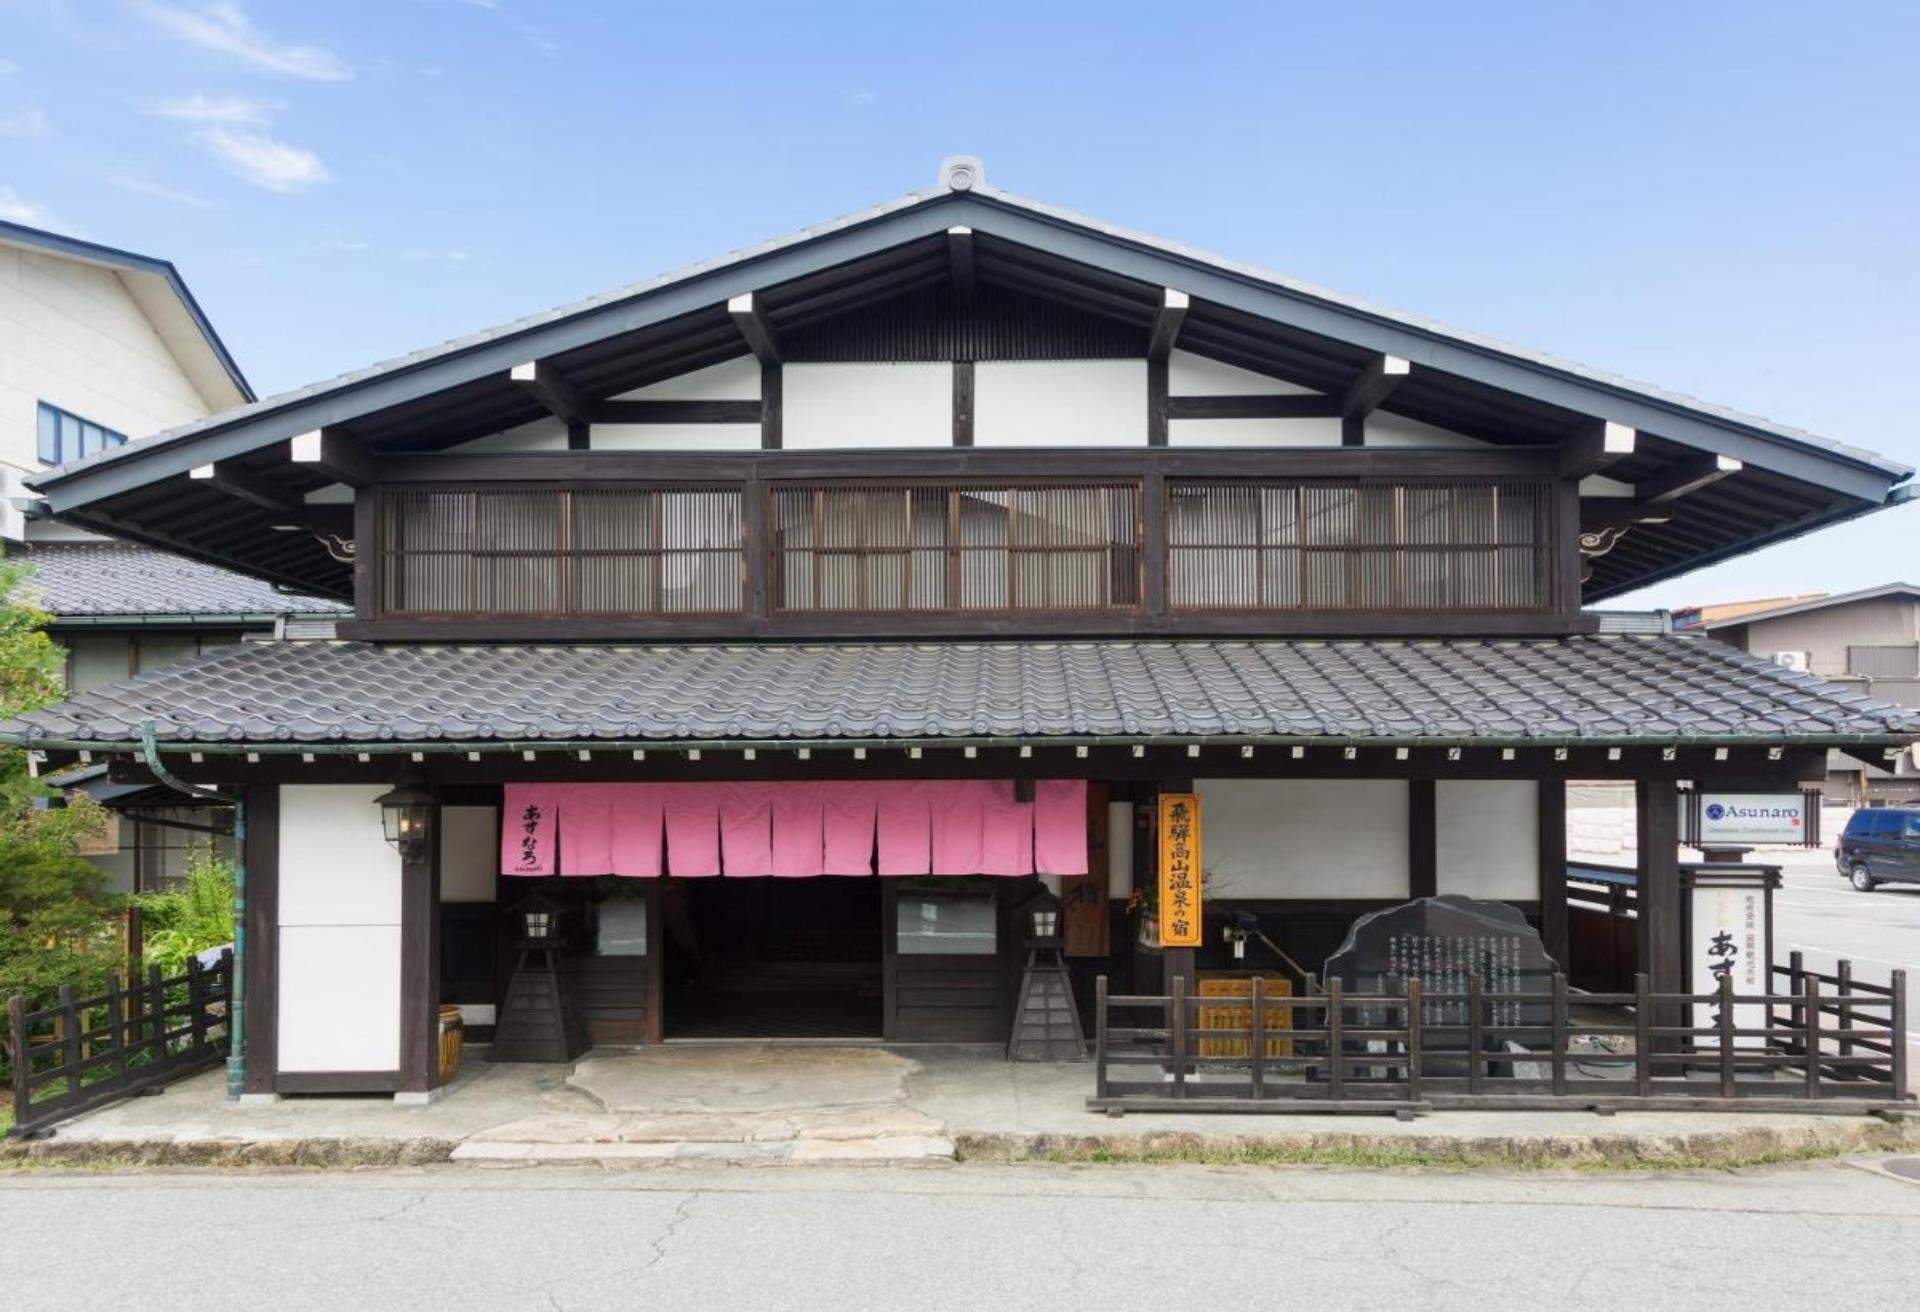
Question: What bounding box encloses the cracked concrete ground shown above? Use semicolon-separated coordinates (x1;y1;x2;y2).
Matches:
11;1042;1916;1169
2;1160;1918;1310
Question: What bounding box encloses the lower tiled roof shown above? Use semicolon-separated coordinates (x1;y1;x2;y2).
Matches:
2;636;1917;750
9;542;347;620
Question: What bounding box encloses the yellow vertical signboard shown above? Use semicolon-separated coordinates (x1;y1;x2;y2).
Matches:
1157;792;1203;948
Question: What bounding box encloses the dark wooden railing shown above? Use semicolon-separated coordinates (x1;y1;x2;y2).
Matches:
6;953;231;1140
1091;961;1909;1116
359;460;1573;637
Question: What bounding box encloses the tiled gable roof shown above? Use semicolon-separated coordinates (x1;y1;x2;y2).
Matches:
3;636;1915;750
10;543;346;620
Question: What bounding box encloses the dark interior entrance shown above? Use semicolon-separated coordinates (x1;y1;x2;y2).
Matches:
662;877;884;1038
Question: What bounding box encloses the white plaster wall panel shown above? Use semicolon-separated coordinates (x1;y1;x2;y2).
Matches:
1167;350;1318;396
440;806;499;903
974;361;1147;446
278;785;402;927
1364;412;1488;448
0;246;215;474
1195;779;1410;899
277;926;402;1072
613;357;760;401
1580;474;1635;498
1435;781;1540;900
783;363;950;448
1168;417;1343;447
452;416;569;453
591;425;763;451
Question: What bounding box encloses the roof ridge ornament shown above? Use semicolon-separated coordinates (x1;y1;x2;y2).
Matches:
938;155;985;192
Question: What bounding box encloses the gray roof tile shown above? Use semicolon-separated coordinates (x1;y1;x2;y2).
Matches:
2;636;1916;750
10;543;347;619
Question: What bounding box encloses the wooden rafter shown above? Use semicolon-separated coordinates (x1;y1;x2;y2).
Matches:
1558;420;1637;478
1340;354;1412;446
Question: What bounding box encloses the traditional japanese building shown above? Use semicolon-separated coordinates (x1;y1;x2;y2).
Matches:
4;159;1915;1102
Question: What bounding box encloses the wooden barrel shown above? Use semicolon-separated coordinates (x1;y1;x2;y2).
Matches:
437;1005;464;1085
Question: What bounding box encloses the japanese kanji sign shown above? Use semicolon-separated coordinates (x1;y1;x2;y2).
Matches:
1157;792;1202;949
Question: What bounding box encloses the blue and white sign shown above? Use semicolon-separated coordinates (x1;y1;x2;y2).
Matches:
1697;793;1812;847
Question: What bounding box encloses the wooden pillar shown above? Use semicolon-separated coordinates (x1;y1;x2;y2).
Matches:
1635;777;1682;1053
240;784;279;1097
1537;779;1568;969
398;799;443;1095
1408;780;1437;899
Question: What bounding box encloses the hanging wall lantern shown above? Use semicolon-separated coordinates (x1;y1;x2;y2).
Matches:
374;777;435;862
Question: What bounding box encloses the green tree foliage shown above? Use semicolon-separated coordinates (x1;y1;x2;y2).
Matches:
0;551;120;1068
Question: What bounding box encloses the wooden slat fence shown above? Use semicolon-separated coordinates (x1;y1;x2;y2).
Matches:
6;953;231;1139
1091;960;1908;1116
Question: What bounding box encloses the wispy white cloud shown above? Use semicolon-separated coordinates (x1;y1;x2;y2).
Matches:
0;186;54;226
0;105;51;138
134;3;352;81
150;91;281;125
400;247;472;263
195;126;330;192
103;171;220;209
0;57;20;76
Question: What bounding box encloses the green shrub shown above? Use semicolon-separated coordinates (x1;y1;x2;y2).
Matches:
134;860;235;975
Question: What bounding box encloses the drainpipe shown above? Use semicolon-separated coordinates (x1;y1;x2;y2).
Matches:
138;721;246;1101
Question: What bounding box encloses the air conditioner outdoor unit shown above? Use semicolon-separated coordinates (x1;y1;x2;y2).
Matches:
1772;651;1811;673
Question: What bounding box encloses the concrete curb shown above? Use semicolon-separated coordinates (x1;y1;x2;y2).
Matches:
0;1137;461;1170
6;1118;1915;1172
954;1117;1920;1169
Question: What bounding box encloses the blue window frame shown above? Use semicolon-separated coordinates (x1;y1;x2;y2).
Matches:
37;402;127;465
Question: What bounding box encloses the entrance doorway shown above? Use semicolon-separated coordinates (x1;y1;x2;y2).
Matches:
662;877;884;1039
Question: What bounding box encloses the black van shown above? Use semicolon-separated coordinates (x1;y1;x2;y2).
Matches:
1835;807;1920;891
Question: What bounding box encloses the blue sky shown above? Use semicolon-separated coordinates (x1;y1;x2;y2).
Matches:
2;1;1915;608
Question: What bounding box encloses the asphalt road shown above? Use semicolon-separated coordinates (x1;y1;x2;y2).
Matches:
1769;847;1920;1062
2;1162;1917;1311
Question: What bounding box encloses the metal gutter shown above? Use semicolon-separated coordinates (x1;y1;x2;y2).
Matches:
42;612;340;629
22;729;1919;757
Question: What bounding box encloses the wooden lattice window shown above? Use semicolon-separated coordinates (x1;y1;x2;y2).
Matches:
1166;480;1553;611
379;486;744;616
770;482;1142;613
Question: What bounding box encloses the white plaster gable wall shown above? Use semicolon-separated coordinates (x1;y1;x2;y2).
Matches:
1169;418;1343;447
593;425;762;451
974;360;1145;446
1167;349;1318;397
1364;411;1490;449
0;244;219;475
1195;779;1410;899
277;785;403;1074
784;362;950;448
613;357;760;401
455;415;569;453
1435;780;1540;900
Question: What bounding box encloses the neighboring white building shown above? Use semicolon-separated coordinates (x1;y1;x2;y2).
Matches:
1;218;342;892
0;218;252;533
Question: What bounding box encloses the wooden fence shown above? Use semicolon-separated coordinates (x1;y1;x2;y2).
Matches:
6;953;231;1139
1091;960;1909;1116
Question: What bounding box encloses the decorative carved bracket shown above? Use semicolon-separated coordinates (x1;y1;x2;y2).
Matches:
316;533;355;564
1578;525;1632;582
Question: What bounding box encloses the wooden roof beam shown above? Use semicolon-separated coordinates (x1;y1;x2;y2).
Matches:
946;226;975;308
1636;453;1743;506
1340;354;1412;445
289;429;379;488
1558;420;1636;478
726;292;781;365
509;360;591;427
187;461;307;519
1147;288;1190;362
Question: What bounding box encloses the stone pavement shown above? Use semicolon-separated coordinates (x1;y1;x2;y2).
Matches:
8;1043;1916;1169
